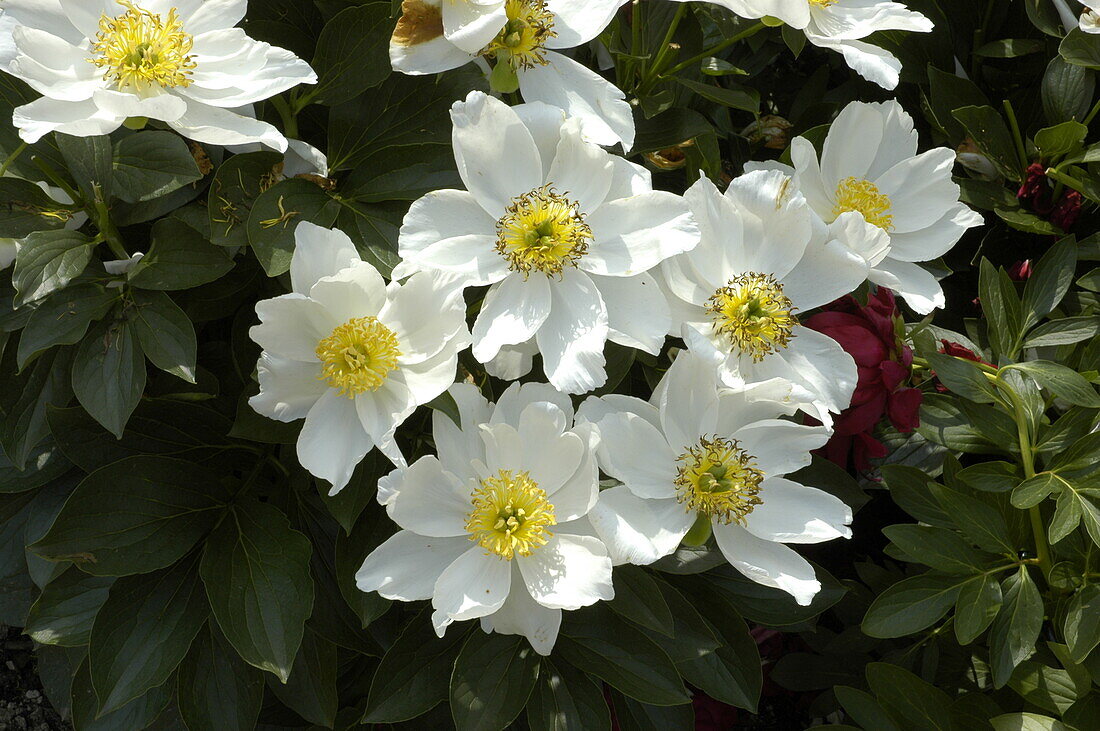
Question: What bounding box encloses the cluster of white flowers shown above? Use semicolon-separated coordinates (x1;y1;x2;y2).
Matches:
0;0;979;656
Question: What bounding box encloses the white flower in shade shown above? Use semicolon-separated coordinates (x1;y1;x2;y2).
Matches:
659;168;862;426
673;0;932;89
389;0;632;148
396;92;699;394
0;0;316;150
1079;1;1100;32
356;381;613;655
249;222;470;493
580;352;852;606
779;99;985;314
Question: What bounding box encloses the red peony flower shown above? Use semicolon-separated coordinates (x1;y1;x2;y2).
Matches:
805;288;922;472
1051;189;1083;232
1017;162;1053;214
1007;260;1033;281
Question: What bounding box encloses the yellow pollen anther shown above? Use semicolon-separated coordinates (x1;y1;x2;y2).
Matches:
675;437;765;525
482;0;556;69
708;273;798;361
315;317;401;397
496;185;591;278
833;177;894;231
92;1;196;91
808;0;838;7
466;470;556;560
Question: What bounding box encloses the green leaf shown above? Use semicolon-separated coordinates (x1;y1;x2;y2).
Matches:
362;611;468;723
975;38;1044;58
606;565;675;637
880;465;953;527
611;691;695;730
268;630;338;728
862;573;964;638
17;284;117;369
56;133;112;200
989;567;1044;687
931;484;1016;554
1061;27;1100;69
0;346;73;470
12;229;95;306
954;573;1003;645
23;566;114;646
0;440;70;495
991;712;1072;731
1034;122;1089;159
47;399;232;473
672;78;759;113
31;456;227;576
1064;585;1100;663
208;150;284;247
526;659;611;731
927;66;989;141
69;659;169;731
128;218;234;290
112;131;203;203
309;4;391;106
334;198;403;278
129;290;197;383
835;686;900;731
953;107;1025;181
865;662;955;731
71;318;146;439
200;499;314;683
1022;236;1078;330
450;632;540;731
883;524;991;573
1023;316;1100;348
1007;361;1100;407
1051;430;1100;473
558;606;690;706
1012;472;1063;509
633;108;715;155
978;258;1022;358
88;553;208;714
176;624;264;731
247;178;340;276
917;394;1014;455
649;580;721;664
925;351;997;402
957;461;1021;493
0;177;76;238
677;587;761;712
1044;56;1099;122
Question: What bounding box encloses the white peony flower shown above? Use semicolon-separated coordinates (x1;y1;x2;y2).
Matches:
673;0;933;90
775;100;985;314
1079;0;1100;32
356;381;613;655
395;92;699;394
249;222;471;494
389;0;633;148
580;351;852;606
660;168;862;426
0;0;316;150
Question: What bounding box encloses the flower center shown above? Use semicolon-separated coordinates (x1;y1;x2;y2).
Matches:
92;1;196;91
315;317;401;397
675;437;764;525
707;273;798;361
482;0;556;69
808;0;838;7
833;177;894;231
496;185;591;277
466;470;556;560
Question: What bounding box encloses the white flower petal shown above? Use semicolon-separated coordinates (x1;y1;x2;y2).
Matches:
712;522;822;606
546;117;614;214
595;412;677;500
491;381;575;427
357;531;470;601
583;192;699;277
250;353;325;423
355;375;417;467
12;96;121;143
591;272;670;354
480;567;562;655
389;456;474;537
433;383;492;482
442;0;506;53
733;420;829;477
536;270;609;394
399;189;503;285
168;97;288;151
473;274;552;363
298;390;373;494
587;488;694;566
309;260;388;325
868;258;946;315
780;229;870;311
518;534;613;610
183;0;247;35
743;477;853;544
382;271;467;364
251;294;331;363
433;546;513;621
544;0;623;47
291;222;361;296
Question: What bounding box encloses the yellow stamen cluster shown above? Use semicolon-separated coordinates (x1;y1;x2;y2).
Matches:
708;273;798;361
316;317;401;397
833;177;894;231
497;185;591;278
482;0;556;69
675;437;765;525
92;1;196;91
466;470;556;560
809;0;838;7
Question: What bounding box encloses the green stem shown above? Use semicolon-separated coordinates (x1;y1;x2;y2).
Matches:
1085;97;1100;126
1002;99;1029;172
662;21;766;78
92;190;128;260
0;142;28;177
996;374;1051;576
270;95;299;140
